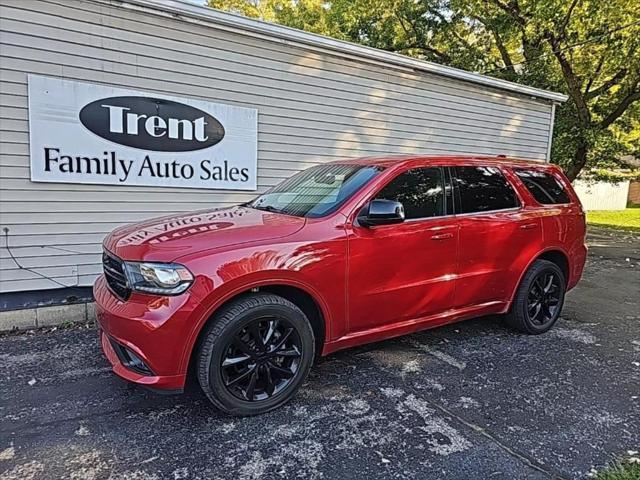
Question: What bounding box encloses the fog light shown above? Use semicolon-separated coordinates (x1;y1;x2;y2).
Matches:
109;339;153;375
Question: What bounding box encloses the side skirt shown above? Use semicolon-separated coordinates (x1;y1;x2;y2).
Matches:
322;301;508;356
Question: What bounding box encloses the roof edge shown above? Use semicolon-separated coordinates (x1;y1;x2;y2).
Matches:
119;0;568;103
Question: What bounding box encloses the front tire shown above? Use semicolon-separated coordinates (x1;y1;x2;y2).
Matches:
505;259;566;334
197;293;315;416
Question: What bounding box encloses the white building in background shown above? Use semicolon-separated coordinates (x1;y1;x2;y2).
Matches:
573;180;631;211
0;0;566;307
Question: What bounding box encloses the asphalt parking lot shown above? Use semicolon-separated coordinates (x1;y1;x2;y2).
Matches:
1;228;638;480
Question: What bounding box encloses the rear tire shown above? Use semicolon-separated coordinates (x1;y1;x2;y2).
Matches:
505;259;566;334
197;293;315;416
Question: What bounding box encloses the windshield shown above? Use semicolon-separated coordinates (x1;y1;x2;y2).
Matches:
247;164;382;218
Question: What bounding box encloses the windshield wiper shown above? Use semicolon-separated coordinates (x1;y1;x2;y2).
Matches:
259;205;283;213
249;204;287;214
245;203;305;217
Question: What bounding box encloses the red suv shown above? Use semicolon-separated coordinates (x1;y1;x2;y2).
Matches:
95;155;587;415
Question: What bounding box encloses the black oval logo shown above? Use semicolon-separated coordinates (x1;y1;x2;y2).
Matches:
79;96;225;152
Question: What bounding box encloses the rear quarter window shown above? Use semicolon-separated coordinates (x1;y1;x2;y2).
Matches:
514;169;571;205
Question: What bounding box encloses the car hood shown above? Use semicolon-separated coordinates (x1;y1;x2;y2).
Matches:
103;206;306;262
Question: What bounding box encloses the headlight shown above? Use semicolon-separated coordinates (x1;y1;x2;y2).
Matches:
123;261;194;295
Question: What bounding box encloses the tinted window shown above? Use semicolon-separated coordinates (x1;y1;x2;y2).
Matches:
514;169;571;204
375;167;444;219
453;166;519;214
248;164;382;218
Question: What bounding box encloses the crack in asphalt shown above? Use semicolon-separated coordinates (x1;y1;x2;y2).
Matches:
423;397;572;480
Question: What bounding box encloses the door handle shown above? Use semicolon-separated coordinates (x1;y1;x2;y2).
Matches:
430;232;454;240
519;223;538;230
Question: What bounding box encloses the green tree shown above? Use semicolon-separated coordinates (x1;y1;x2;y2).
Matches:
210;0;640;181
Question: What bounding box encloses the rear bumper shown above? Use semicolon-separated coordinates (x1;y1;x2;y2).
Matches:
94;275;200;391
568;243;588;291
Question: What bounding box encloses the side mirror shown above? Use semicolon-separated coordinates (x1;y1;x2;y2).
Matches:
358;199;405;227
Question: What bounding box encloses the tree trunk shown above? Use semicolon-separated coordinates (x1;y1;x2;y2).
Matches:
565;141;588;182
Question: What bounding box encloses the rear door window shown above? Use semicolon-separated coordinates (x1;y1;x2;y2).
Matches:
452;166;520;214
375;167;445;219
514;169;571;204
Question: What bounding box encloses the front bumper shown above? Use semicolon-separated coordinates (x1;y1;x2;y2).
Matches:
94;275;201;391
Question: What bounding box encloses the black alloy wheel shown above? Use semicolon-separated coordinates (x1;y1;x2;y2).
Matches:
526;271;562;327
505;259;566;334
197;293;315;415
221;317;302;402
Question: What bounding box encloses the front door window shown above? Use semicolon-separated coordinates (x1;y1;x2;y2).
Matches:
375;167;445;219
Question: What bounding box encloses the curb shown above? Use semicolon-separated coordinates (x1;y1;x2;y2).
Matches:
0;302;96;332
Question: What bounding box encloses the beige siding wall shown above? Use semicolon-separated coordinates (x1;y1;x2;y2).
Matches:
0;0;554;293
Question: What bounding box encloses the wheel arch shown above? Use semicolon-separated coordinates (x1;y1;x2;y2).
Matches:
507;248;570;310
183;280;328;386
536;250;569;281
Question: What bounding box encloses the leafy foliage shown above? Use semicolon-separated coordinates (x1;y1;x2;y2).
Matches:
582;168;640;183
209;0;640;181
591;457;640;479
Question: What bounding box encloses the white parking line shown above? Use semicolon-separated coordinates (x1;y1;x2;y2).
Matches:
405;339;467;371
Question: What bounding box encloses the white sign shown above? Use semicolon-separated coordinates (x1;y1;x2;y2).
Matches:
28;75;258;190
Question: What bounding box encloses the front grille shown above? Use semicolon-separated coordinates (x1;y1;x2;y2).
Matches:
102;250;131;300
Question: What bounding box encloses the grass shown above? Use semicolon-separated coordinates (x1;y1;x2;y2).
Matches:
586;208;640;232
591;458;640;480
